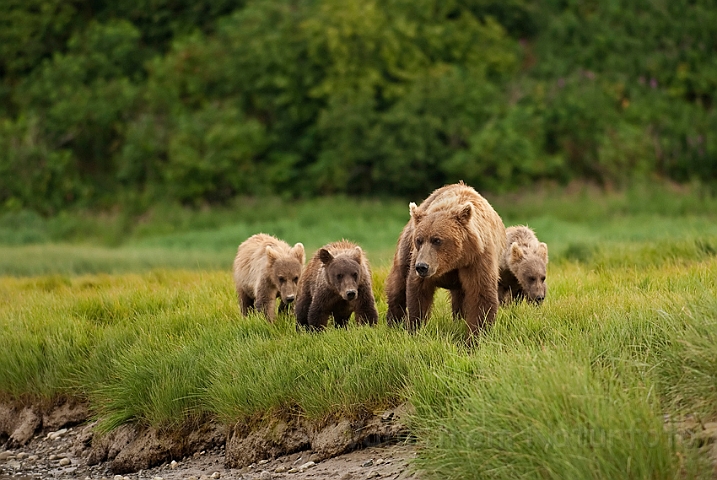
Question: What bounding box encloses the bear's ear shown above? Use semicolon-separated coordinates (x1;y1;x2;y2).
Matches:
409;202;424;223
538;242;549;263
351;246;363;264
455;203;472;224
319;248;334;265
292;243;306;264
266;246;279;264
510;242;524;263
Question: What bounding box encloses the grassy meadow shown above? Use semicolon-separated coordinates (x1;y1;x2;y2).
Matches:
1;184;717;478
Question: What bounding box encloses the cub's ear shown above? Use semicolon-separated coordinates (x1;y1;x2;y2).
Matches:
409;202;424;223
538;242;549;263
351;246;363;264
266;246;279;264
456;203;472;224
319;248;334;265
292;243;306;264
510;242;524;263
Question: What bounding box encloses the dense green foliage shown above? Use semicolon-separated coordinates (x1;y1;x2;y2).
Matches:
1;0;716;212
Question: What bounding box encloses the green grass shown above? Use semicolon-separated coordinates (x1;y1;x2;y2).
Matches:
2;184;717;478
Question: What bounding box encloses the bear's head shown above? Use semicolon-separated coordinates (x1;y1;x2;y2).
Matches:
509;241;548;304
266;243;305;304
319;247;363;301
409;201;473;279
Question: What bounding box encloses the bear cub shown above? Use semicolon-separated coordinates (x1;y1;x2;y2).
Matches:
498;225;548;304
295;240;378;330
233;233;305;322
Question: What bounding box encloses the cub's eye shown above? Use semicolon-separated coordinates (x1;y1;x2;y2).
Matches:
416;238;424;247
278;277;286;284
528;276;537;283
352;273;358;280
431;237;442;246
294;276;299;283
541;276;546;282
337;273;344;280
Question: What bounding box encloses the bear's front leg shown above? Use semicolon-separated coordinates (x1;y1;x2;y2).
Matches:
385;269;407;326
458;267;498;336
450;288;465;320
406;276;435;331
307;301;331;331
294;292;312;327
354;289;379;326
255;288;278;323
238;289;255;316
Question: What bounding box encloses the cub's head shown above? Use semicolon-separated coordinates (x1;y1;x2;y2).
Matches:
319;247;363;301
267;243;305;304
509;241;548;304
409;201;472;279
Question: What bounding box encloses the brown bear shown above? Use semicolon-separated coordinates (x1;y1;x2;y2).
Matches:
385;182;506;336
295;240;378;330
498;225;548;304
233;233;305;322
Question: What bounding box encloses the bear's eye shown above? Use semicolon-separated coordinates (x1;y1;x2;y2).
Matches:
352;272;358;281
541;276;546;282
294;276;299;283
528;276;537;283
415;237;424;247
337;273;344;280
431;237;442;246
278;276;286;284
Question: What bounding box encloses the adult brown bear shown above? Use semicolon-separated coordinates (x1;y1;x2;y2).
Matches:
385;182;506;336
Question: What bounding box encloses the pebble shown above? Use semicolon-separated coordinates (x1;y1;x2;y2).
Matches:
46;428;68;440
366;471;380;479
340;473;353;480
275;465;288;473
7;460;21;470
259;472;272;480
16;452;29;459
170;460;178;469
59;457;71;466
187;477;198;480
298;461;316;472
375;458;385;465
151;476;164;480
211;472;221;479
362;459;374;467
49;454;60;461
0;451;13;461
258;459;269;465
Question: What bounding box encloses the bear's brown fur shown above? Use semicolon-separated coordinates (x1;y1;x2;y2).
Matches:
295;240;378;330
385;182;506;336
498;225;548;304
233;233;305;322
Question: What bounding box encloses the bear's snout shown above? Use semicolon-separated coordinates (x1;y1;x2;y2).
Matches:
533;295;544;305
415;263;429;277
285;294;295;303
345;289;357;300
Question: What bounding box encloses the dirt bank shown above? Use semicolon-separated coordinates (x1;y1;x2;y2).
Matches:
0;399;421;479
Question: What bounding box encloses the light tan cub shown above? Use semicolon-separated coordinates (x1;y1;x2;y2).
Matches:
233;233;305;321
498;226;548;304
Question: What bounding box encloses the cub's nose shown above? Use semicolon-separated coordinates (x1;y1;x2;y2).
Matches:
346;290;357;300
535;295;544;305
285;295;295;303
415;263;429;277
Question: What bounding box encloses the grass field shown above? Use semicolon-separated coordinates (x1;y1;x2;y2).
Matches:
1;183;717;478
